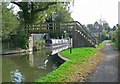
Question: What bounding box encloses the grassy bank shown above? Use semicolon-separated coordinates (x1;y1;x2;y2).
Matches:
36;41;105;82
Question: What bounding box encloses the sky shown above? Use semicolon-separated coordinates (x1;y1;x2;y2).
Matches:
71;0;120;28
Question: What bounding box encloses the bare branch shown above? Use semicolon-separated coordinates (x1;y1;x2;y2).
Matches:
11;2;22;9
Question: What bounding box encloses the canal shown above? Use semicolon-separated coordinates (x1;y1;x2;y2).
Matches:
2;45;69;82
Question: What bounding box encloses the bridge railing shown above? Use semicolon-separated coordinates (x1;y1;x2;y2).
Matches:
75;21;96;45
25;21;97;46
59;21;97;46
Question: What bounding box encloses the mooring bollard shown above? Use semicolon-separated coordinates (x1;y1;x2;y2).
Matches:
70;47;72;54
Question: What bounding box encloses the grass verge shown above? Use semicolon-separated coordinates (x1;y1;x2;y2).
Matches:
36;41;106;82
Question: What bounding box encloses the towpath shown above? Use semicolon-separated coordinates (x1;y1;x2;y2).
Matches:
88;40;119;82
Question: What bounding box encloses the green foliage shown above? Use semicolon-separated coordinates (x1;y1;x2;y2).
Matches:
46;4;73;38
96;41;106;49
2;3;19;40
100;30;109;40
12;2;67;24
15;2;42;24
53;4;73;22
33;40;45;51
111;25;120;50
10;26;29;49
35;42;105;82
111;31;117;42
16;29;28;49
116;28;120;50
87;21;111;41
102;22;110;31
87;24;95;29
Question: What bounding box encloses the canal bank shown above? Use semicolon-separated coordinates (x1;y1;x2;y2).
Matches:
36;41;105;82
56;53;69;63
1;49;30;55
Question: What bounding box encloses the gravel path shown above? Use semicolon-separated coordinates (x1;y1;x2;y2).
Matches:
88;40;118;82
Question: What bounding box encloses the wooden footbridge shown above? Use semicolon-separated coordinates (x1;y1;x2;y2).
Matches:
25;21;97;48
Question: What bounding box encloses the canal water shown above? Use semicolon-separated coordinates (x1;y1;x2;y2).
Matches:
2;48;63;82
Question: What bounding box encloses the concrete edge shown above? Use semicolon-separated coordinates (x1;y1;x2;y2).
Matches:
0;49;33;55
57;52;70;62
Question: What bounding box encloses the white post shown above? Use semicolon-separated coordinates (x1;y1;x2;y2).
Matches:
29;34;34;52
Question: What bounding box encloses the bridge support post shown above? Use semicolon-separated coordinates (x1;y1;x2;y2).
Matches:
28;34;34;52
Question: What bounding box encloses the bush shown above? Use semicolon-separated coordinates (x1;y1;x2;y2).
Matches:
10;26;29;49
116;28;120;50
111;25;120;50
33;40;45;51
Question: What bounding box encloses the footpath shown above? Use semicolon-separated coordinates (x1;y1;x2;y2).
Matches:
87;40;118;82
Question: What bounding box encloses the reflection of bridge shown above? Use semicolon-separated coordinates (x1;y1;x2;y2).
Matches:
29;45;69;68
27;21;97;51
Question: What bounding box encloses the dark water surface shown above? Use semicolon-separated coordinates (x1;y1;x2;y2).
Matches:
2;49;61;82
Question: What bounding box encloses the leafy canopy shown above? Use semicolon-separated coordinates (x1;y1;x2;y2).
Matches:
2;3;19;40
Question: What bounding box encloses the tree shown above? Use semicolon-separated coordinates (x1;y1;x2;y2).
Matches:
112;26;117;31
87;24;94;30
2;3;19;40
111;24;120;50
45;4;73;38
102;22;110;31
53;4;73;22
11;1;63;24
117;27;120;50
94;21;99;28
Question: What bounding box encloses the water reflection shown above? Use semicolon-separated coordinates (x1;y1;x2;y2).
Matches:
11;69;24;82
52;63;58;70
38;59;48;69
28;50;51;69
29;52;34;67
2;45;69;82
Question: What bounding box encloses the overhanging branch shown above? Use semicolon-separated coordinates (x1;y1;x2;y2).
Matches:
11;2;22;9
